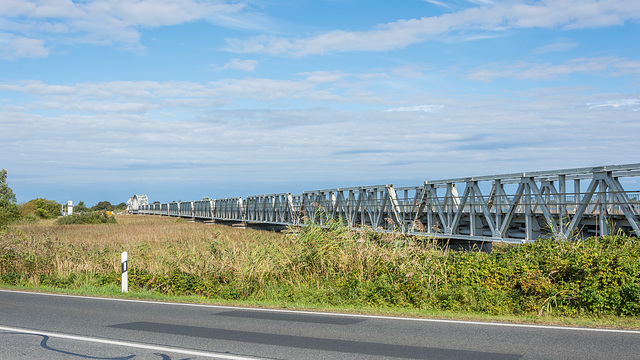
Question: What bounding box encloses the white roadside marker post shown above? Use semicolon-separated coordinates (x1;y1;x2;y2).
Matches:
121;252;128;293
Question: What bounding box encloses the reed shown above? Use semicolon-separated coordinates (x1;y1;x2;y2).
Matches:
2;215;639;318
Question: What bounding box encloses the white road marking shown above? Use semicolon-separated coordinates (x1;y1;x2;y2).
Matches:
2;289;640;334
0;325;262;360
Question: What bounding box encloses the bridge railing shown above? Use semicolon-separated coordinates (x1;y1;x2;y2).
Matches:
194;199;213;218
245;193;299;225
168;202;179;217
179;201;193;217
213;197;244;222
407;164;640;241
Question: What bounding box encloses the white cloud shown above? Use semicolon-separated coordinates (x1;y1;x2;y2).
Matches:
386;104;444;112
208;78;314;101
587;99;640;109
0;80;74;94
423;0;452;9
424;0;495;9
226;0;640;56
0;0;256;58
533;39;578;54
0;78;322;114
3;86;639;190
468;0;495;4
211;58;259;72
300;71;345;84
0;33;48;60
466;56;640;81
2;76;639;204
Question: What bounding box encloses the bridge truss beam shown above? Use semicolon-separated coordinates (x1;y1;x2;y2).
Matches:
135;164;640;243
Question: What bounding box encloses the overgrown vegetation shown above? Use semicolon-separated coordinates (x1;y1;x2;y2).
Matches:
0;169;20;229
56;212;117;225
20;198;61;220
89;201;127;212
1;215;639;321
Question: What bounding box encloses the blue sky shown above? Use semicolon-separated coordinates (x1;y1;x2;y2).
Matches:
1;0;639;206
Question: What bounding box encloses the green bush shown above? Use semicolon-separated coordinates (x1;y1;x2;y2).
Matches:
56;212;117;225
20;198;61;219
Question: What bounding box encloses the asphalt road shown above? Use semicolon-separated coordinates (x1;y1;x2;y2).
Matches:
0;289;638;359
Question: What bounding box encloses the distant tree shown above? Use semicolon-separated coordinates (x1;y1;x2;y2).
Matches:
21;198;61;219
91;201;113;211
114;202;127;212
19;202;36;218
0;169;21;228
74;201;88;213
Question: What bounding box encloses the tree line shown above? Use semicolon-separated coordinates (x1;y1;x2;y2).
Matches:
0;169;126;227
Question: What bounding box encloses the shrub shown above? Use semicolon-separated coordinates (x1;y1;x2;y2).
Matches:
56;212;117;225
20;198;61;219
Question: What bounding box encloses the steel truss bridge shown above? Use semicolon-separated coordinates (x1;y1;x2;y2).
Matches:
132;164;640;244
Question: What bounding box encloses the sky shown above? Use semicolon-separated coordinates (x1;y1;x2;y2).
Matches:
1;0;639;206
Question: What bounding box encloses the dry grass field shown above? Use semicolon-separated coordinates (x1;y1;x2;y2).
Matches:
3;215;286;278
2;214;640;325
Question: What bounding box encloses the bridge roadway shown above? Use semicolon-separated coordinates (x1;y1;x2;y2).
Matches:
131;164;640;244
